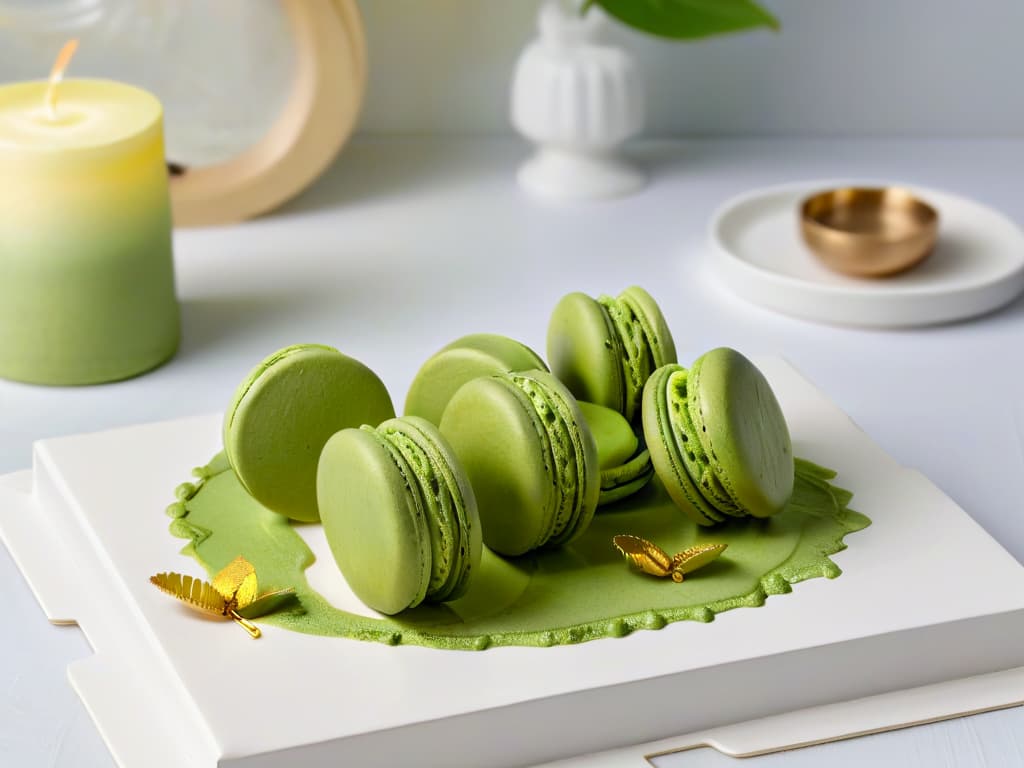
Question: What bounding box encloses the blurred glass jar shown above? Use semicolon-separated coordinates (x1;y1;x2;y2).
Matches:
0;0;296;167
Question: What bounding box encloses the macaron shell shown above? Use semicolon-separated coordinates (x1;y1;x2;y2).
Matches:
597;448;654;507
404;334;547;425
224;344;396;522
618;286;677;369
387;416;482;602
641;364;723;526
596;294;650;422
547;292;625;416
440;375;554;556
317;427;431;615
689;348;794;517
577;401;638;470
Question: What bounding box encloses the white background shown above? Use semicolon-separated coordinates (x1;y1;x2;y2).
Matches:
3;0;1024;158
4;136;1024;766
3;0;1024;765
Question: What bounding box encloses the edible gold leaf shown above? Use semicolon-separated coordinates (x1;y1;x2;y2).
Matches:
150;571;228;616
670;543;728;575
151;556;296;638
612;534;673;577
212;555;259;609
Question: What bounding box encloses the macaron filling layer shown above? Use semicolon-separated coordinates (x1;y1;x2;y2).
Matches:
643;364;723;525
686;349;794;518
598;294;652;422
377;423;461;600
357;425;432;608
666;369;744;517
618;287;674;371
384;417;479;601
509;373;591;547
490;375;560;551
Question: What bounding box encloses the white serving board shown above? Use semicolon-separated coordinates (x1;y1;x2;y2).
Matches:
535;665;1024;767
709;181;1024;327
3;358;1024;768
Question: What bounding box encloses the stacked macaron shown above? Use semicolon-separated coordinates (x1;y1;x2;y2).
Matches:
548;286;677;422
220;287;795;616
642;348;794;526
546;286;675;502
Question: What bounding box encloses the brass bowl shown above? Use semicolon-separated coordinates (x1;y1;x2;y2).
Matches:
800;187;939;277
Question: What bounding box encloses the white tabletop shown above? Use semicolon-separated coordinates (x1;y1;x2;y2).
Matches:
3;137;1024;767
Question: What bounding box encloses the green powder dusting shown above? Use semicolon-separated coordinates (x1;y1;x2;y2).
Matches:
168;454;869;650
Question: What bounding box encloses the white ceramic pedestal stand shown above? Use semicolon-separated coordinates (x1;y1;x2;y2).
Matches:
511;0;645;201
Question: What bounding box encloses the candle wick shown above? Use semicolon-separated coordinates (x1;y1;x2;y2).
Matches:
45;39;79;120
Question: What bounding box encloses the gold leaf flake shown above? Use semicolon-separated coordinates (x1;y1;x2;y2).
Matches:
150;556;296;639
150;571;226;616
212;555;259;610
670;543;729;576
613;536;727;583
612;535;673;578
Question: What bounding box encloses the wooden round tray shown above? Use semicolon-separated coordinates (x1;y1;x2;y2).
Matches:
170;0;366;227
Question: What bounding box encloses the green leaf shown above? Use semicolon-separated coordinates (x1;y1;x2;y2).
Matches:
593;0;779;40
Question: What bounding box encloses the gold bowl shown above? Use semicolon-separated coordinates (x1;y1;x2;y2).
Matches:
800;187;939;277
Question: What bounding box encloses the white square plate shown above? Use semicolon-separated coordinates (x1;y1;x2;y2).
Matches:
3;358;1024;767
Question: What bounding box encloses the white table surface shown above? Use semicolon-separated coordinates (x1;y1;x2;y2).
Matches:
3;137;1024;767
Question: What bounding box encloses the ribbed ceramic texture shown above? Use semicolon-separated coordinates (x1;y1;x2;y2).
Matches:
511;1;643;148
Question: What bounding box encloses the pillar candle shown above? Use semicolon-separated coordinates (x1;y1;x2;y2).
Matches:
0;78;179;385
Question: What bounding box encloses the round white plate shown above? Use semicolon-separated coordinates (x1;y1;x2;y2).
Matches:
709;181;1024;327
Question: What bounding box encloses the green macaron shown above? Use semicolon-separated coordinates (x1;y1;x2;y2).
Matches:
576;400;655;507
224;344;395;522
317;416;482;615
689;348;794;518
405;333;548;425
548;286;677;423
642;349;794;526
439;369;599;556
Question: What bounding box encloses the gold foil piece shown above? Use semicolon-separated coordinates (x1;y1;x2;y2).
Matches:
613;535;727;583
150;555;296;639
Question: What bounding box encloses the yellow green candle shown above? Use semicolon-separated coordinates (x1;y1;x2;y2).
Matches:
0;77;179;385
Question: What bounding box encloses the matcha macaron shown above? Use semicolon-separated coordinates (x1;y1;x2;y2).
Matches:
548;286;677;423
224;344;395;522
317;416;482;615
642;348;794;526
405;333;547;425
577;400;655;506
440;369;599;556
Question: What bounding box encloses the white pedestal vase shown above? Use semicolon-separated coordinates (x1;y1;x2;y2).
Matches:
511;0;645;201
